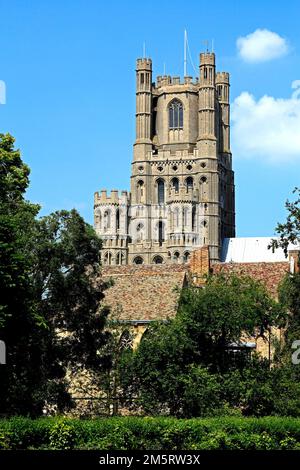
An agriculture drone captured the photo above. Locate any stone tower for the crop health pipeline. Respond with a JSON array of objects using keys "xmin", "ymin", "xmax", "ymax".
[{"xmin": 94, "ymin": 50, "xmax": 235, "ymax": 265}]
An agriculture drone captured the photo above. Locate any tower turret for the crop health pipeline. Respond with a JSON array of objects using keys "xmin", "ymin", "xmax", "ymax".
[
  {"xmin": 134, "ymin": 58, "xmax": 153, "ymax": 161},
  {"xmin": 216, "ymin": 72, "xmax": 230, "ymax": 154},
  {"xmin": 197, "ymin": 52, "xmax": 217, "ymax": 157}
]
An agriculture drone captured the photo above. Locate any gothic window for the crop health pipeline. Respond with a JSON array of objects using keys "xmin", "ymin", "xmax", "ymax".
[
  {"xmin": 157, "ymin": 179, "xmax": 165, "ymax": 204},
  {"xmin": 137, "ymin": 180, "xmax": 144, "ymax": 203},
  {"xmin": 116, "ymin": 208, "xmax": 120, "ymax": 230},
  {"xmin": 200, "ymin": 176, "xmax": 207, "ymax": 183},
  {"xmin": 173, "ymin": 251, "xmax": 180, "ymax": 263},
  {"xmin": 95, "ymin": 213, "xmax": 101, "ymax": 228},
  {"xmin": 192, "ymin": 206, "xmax": 196, "ymax": 231},
  {"xmin": 133, "ymin": 256, "xmax": 143, "ymax": 265},
  {"xmin": 186, "ymin": 176, "xmax": 193, "ymax": 191},
  {"xmin": 173, "ymin": 207, "xmax": 180, "ymax": 228},
  {"xmin": 183, "ymin": 251, "xmax": 190, "ymax": 263},
  {"xmin": 169, "ymin": 99, "xmax": 183, "ymax": 130},
  {"xmin": 103, "ymin": 251, "xmax": 112, "ymax": 265},
  {"xmin": 153, "ymin": 255, "xmax": 163, "ymax": 264},
  {"xmin": 116, "ymin": 252, "xmax": 121, "ymax": 265},
  {"xmin": 136, "ymin": 223, "xmax": 144, "ymax": 242},
  {"xmin": 183, "ymin": 207, "xmax": 189, "ymax": 228},
  {"xmin": 171, "ymin": 177, "xmax": 179, "ymax": 193},
  {"xmin": 158, "ymin": 220, "xmax": 165, "ymax": 246},
  {"xmin": 103, "ymin": 210, "xmax": 111, "ymax": 230},
  {"xmin": 119, "ymin": 330, "xmax": 134, "ymax": 350}
]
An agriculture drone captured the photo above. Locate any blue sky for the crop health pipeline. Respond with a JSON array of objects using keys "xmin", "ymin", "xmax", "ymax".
[{"xmin": 0, "ymin": 0, "xmax": 299, "ymax": 236}]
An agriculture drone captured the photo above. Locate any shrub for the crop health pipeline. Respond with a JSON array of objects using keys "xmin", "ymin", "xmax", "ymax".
[{"xmin": 0, "ymin": 416, "xmax": 300, "ymax": 450}]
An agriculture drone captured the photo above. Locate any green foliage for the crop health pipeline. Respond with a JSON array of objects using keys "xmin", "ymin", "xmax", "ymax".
[
  {"xmin": 1, "ymin": 417, "xmax": 300, "ymax": 450},
  {"xmin": 0, "ymin": 133, "xmax": 30, "ymax": 203},
  {"xmin": 0, "ymin": 134, "xmax": 112, "ymax": 416},
  {"xmin": 119, "ymin": 274, "xmax": 286, "ymax": 417},
  {"xmin": 270, "ymin": 187, "xmax": 300, "ymax": 256},
  {"xmin": 49, "ymin": 420, "xmax": 76, "ymax": 450},
  {"xmin": 178, "ymin": 274, "xmax": 287, "ymax": 354}
]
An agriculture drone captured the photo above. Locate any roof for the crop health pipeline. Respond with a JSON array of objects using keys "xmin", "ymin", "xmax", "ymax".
[
  {"xmin": 213, "ymin": 261, "xmax": 289, "ymax": 298},
  {"xmin": 221, "ymin": 237, "xmax": 298, "ymax": 263},
  {"xmin": 101, "ymin": 264, "xmax": 187, "ymax": 322}
]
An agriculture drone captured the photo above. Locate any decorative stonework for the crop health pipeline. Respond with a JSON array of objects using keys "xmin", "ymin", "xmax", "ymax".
[{"xmin": 94, "ymin": 51, "xmax": 235, "ymax": 267}]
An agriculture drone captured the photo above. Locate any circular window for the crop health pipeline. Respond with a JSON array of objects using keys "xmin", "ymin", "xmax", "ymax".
[
  {"xmin": 172, "ymin": 165, "xmax": 178, "ymax": 171},
  {"xmin": 133, "ymin": 256, "xmax": 144, "ymax": 265},
  {"xmin": 200, "ymin": 176, "xmax": 207, "ymax": 183},
  {"xmin": 186, "ymin": 164, "xmax": 192, "ymax": 171},
  {"xmin": 138, "ymin": 165, "xmax": 144, "ymax": 172},
  {"xmin": 201, "ymin": 162, "xmax": 207, "ymax": 168},
  {"xmin": 157, "ymin": 166, "xmax": 163, "ymax": 172}
]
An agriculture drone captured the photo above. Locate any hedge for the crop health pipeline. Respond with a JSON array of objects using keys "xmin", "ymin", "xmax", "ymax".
[{"xmin": 1, "ymin": 416, "xmax": 300, "ymax": 450}]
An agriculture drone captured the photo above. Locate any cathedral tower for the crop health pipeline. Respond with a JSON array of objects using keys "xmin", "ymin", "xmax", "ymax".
[{"xmin": 94, "ymin": 49, "xmax": 235, "ymax": 265}]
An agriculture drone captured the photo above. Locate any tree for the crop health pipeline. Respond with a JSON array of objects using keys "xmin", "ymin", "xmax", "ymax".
[
  {"xmin": 270, "ymin": 188, "xmax": 300, "ymax": 347},
  {"xmin": 0, "ymin": 133, "xmax": 42, "ymax": 414},
  {"xmin": 177, "ymin": 274, "xmax": 286, "ymax": 371},
  {"xmin": 119, "ymin": 273, "xmax": 286, "ymax": 417},
  {"xmin": 270, "ymin": 187, "xmax": 300, "ymax": 256},
  {"xmin": 0, "ymin": 134, "xmax": 112, "ymax": 415}
]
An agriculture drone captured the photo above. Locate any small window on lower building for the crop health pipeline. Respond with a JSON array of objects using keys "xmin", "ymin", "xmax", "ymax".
[
  {"xmin": 133, "ymin": 256, "xmax": 144, "ymax": 264},
  {"xmin": 153, "ymin": 255, "xmax": 163, "ymax": 264},
  {"xmin": 119, "ymin": 330, "xmax": 134, "ymax": 350}
]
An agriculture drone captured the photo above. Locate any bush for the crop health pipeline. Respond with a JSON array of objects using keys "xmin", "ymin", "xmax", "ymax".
[{"xmin": 1, "ymin": 416, "xmax": 300, "ymax": 450}]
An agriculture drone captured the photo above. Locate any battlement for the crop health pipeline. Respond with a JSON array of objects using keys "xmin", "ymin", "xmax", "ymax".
[
  {"xmin": 155, "ymin": 75, "xmax": 198, "ymax": 88},
  {"xmin": 136, "ymin": 58, "xmax": 152, "ymax": 70},
  {"xmin": 200, "ymin": 52, "xmax": 215, "ymax": 66},
  {"xmin": 94, "ymin": 189, "xmax": 129, "ymax": 205},
  {"xmin": 216, "ymin": 72, "xmax": 230, "ymax": 84}
]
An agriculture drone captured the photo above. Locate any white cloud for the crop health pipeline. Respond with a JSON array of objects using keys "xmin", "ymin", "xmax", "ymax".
[
  {"xmin": 231, "ymin": 81, "xmax": 300, "ymax": 163},
  {"xmin": 237, "ymin": 29, "xmax": 289, "ymax": 63}
]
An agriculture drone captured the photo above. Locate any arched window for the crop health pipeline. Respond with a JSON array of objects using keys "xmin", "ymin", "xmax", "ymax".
[
  {"xmin": 169, "ymin": 99, "xmax": 183, "ymax": 129},
  {"xmin": 103, "ymin": 210, "xmax": 111, "ymax": 230},
  {"xmin": 136, "ymin": 223, "xmax": 144, "ymax": 242},
  {"xmin": 183, "ymin": 207, "xmax": 189, "ymax": 228},
  {"xmin": 95, "ymin": 213, "xmax": 101, "ymax": 229},
  {"xmin": 157, "ymin": 179, "xmax": 165, "ymax": 204},
  {"xmin": 173, "ymin": 207, "xmax": 180, "ymax": 228},
  {"xmin": 119, "ymin": 330, "xmax": 134, "ymax": 350},
  {"xmin": 183, "ymin": 251, "xmax": 190, "ymax": 263},
  {"xmin": 173, "ymin": 251, "xmax": 180, "ymax": 263},
  {"xmin": 158, "ymin": 221, "xmax": 165, "ymax": 246},
  {"xmin": 103, "ymin": 251, "xmax": 112, "ymax": 265},
  {"xmin": 192, "ymin": 206, "xmax": 196, "ymax": 231},
  {"xmin": 186, "ymin": 176, "xmax": 193, "ymax": 191},
  {"xmin": 153, "ymin": 255, "xmax": 163, "ymax": 264},
  {"xmin": 116, "ymin": 252, "xmax": 121, "ymax": 265},
  {"xmin": 137, "ymin": 180, "xmax": 144, "ymax": 203},
  {"xmin": 116, "ymin": 208, "xmax": 120, "ymax": 230},
  {"xmin": 171, "ymin": 177, "xmax": 179, "ymax": 193},
  {"xmin": 133, "ymin": 256, "xmax": 143, "ymax": 265}
]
